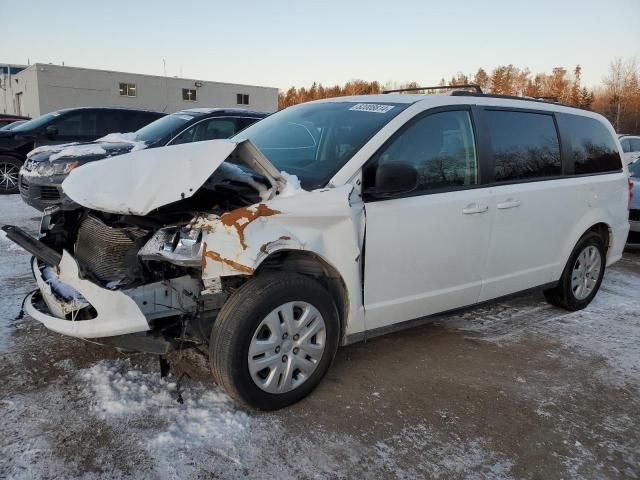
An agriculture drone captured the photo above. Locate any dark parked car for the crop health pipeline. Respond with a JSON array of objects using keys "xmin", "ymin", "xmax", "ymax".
[
  {"xmin": 19, "ymin": 108, "xmax": 268, "ymax": 210},
  {"xmin": 0, "ymin": 120, "xmax": 28, "ymax": 131},
  {"xmin": 0, "ymin": 114, "xmax": 30, "ymax": 129},
  {"xmin": 0, "ymin": 107, "xmax": 164, "ymax": 194}
]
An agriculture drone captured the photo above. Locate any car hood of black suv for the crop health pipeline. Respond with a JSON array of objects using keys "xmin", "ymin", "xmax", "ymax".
[{"xmin": 25, "ymin": 135, "xmax": 151, "ymax": 168}]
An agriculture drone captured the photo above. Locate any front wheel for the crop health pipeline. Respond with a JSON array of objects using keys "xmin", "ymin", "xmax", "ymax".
[
  {"xmin": 544, "ymin": 232, "xmax": 606, "ymax": 310},
  {"xmin": 0, "ymin": 156, "xmax": 22, "ymax": 194},
  {"xmin": 209, "ymin": 272, "xmax": 340, "ymax": 410}
]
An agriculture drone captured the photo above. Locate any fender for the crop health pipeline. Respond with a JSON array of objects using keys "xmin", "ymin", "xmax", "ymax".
[{"xmin": 199, "ymin": 185, "xmax": 367, "ymax": 336}]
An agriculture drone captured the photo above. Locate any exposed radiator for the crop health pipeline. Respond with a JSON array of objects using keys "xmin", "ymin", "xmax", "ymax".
[{"xmin": 75, "ymin": 215, "xmax": 147, "ymax": 282}]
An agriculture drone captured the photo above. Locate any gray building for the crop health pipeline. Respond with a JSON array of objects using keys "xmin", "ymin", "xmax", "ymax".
[{"xmin": 0, "ymin": 63, "xmax": 279, "ymax": 118}]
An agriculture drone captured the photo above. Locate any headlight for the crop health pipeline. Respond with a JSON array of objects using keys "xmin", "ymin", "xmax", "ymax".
[
  {"xmin": 138, "ymin": 227, "xmax": 204, "ymax": 267},
  {"xmin": 37, "ymin": 160, "xmax": 79, "ymax": 176}
]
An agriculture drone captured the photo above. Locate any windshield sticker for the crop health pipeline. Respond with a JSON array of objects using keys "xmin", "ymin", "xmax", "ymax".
[
  {"xmin": 349, "ymin": 103, "xmax": 395, "ymax": 114},
  {"xmin": 178, "ymin": 115, "xmax": 194, "ymax": 121},
  {"xmin": 51, "ymin": 112, "xmax": 61, "ymax": 117}
]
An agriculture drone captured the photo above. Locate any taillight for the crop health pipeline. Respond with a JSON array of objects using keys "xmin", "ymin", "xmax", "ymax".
[{"xmin": 629, "ymin": 179, "xmax": 634, "ymax": 210}]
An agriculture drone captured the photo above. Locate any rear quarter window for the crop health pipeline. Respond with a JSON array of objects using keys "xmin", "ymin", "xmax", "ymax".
[{"xmin": 557, "ymin": 114, "xmax": 622, "ymax": 175}]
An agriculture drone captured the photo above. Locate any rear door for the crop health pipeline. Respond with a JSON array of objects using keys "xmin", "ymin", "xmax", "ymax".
[
  {"xmin": 363, "ymin": 107, "xmax": 493, "ymax": 330},
  {"xmin": 477, "ymin": 108, "xmax": 573, "ymax": 301}
]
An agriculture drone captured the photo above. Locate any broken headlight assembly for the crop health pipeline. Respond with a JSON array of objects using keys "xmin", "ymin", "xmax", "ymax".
[{"xmin": 138, "ymin": 226, "xmax": 204, "ymax": 267}]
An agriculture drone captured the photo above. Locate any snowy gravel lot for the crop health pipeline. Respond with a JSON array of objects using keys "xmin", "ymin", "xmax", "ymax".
[{"xmin": 1, "ymin": 194, "xmax": 639, "ymax": 479}]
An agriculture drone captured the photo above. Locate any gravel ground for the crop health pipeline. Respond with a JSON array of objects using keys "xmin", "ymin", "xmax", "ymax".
[{"xmin": 1, "ymin": 194, "xmax": 639, "ymax": 480}]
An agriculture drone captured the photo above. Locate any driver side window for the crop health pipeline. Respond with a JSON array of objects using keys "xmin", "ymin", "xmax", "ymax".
[{"xmin": 365, "ymin": 110, "xmax": 478, "ymax": 195}]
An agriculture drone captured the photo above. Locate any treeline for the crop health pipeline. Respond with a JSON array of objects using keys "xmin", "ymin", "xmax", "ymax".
[{"xmin": 278, "ymin": 58, "xmax": 640, "ymax": 134}]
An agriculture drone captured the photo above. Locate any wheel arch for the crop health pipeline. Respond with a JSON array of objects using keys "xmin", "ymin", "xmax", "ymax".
[
  {"xmin": 0, "ymin": 151, "xmax": 26, "ymax": 162},
  {"xmin": 559, "ymin": 212, "xmax": 613, "ymax": 280},
  {"xmin": 254, "ymin": 249, "xmax": 350, "ymax": 343}
]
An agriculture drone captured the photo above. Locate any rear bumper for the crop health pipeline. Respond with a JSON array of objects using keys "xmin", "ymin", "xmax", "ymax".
[{"xmin": 26, "ymin": 252, "xmax": 150, "ymax": 338}]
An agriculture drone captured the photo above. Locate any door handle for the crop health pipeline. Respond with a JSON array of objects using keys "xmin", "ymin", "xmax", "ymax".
[
  {"xmin": 497, "ymin": 199, "xmax": 521, "ymax": 210},
  {"xmin": 462, "ymin": 203, "xmax": 489, "ymax": 214}
]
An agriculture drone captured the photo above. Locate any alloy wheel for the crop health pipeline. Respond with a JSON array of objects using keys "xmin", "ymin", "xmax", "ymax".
[{"xmin": 571, "ymin": 245, "xmax": 602, "ymax": 300}]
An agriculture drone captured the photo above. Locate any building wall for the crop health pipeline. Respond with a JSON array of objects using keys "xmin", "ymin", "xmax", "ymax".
[
  {"xmin": 0, "ymin": 65, "xmax": 40, "ymax": 118},
  {"xmin": 32, "ymin": 64, "xmax": 278, "ymax": 115}
]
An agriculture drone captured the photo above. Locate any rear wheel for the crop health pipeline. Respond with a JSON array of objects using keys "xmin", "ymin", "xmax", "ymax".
[
  {"xmin": 0, "ymin": 156, "xmax": 21, "ymax": 194},
  {"xmin": 544, "ymin": 232, "xmax": 606, "ymax": 310},
  {"xmin": 209, "ymin": 272, "xmax": 340, "ymax": 410}
]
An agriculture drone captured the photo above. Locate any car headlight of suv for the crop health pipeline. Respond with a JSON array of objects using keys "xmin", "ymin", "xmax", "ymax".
[{"xmin": 37, "ymin": 160, "xmax": 79, "ymax": 176}]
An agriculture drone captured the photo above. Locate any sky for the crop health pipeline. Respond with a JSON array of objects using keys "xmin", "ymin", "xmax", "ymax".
[{"xmin": 2, "ymin": 0, "xmax": 639, "ymax": 91}]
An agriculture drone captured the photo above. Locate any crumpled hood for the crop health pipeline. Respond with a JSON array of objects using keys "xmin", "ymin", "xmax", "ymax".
[{"xmin": 62, "ymin": 139, "xmax": 284, "ymax": 216}]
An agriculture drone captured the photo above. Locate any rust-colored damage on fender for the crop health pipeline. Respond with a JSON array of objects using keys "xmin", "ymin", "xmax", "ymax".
[
  {"xmin": 260, "ymin": 236, "xmax": 293, "ymax": 255},
  {"xmin": 202, "ymin": 242, "xmax": 254, "ymax": 274},
  {"xmin": 219, "ymin": 204, "xmax": 281, "ymax": 249}
]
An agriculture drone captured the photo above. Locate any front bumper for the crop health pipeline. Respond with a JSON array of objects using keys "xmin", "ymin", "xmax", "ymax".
[
  {"xmin": 19, "ymin": 172, "xmax": 66, "ymax": 211},
  {"xmin": 26, "ymin": 252, "xmax": 150, "ymax": 338}
]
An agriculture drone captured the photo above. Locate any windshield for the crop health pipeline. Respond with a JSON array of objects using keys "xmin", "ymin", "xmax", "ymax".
[
  {"xmin": 233, "ymin": 101, "xmax": 410, "ymax": 189},
  {"xmin": 11, "ymin": 111, "xmax": 62, "ymax": 132},
  {"xmin": 134, "ymin": 113, "xmax": 196, "ymax": 143},
  {"xmin": 630, "ymin": 160, "xmax": 640, "ymax": 177}
]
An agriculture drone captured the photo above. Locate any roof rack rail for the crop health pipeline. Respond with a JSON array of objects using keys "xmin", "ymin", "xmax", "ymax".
[
  {"xmin": 383, "ymin": 84, "xmax": 483, "ymax": 94},
  {"xmin": 530, "ymin": 96, "xmax": 558, "ymax": 102},
  {"xmin": 449, "ymin": 91, "xmax": 570, "ymax": 106}
]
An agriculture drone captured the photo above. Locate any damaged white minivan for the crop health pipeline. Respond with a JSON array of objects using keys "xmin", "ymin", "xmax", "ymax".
[{"xmin": 4, "ymin": 88, "xmax": 631, "ymax": 409}]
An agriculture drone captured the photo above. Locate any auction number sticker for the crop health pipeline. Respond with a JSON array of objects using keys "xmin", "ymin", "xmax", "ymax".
[{"xmin": 349, "ymin": 103, "xmax": 395, "ymax": 113}]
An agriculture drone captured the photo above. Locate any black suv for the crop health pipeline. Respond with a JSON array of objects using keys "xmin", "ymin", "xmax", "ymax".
[
  {"xmin": 1, "ymin": 107, "xmax": 164, "ymax": 194},
  {"xmin": 19, "ymin": 108, "xmax": 268, "ymax": 210}
]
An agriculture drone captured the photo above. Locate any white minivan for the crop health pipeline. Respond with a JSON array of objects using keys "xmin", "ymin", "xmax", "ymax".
[{"xmin": 4, "ymin": 88, "xmax": 631, "ymax": 409}]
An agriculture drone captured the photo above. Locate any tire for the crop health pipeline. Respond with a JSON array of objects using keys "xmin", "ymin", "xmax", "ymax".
[
  {"xmin": 0, "ymin": 156, "xmax": 22, "ymax": 194},
  {"xmin": 544, "ymin": 231, "xmax": 606, "ymax": 311},
  {"xmin": 209, "ymin": 271, "xmax": 340, "ymax": 410}
]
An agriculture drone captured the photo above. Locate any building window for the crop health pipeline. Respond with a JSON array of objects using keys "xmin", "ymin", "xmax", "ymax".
[
  {"xmin": 182, "ymin": 88, "xmax": 197, "ymax": 102},
  {"xmin": 119, "ymin": 83, "xmax": 136, "ymax": 97},
  {"xmin": 236, "ymin": 93, "xmax": 249, "ymax": 105}
]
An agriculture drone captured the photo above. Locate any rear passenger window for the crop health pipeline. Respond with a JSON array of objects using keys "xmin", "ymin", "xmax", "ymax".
[
  {"xmin": 486, "ymin": 110, "xmax": 561, "ymax": 182},
  {"xmin": 630, "ymin": 138, "xmax": 640, "ymax": 153},
  {"xmin": 557, "ymin": 114, "xmax": 621, "ymax": 174}
]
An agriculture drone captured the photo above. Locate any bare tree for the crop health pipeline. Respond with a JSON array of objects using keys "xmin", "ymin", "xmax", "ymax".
[{"xmin": 603, "ymin": 57, "xmax": 638, "ymax": 131}]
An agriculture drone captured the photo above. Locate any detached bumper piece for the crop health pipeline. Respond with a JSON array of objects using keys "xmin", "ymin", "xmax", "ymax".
[
  {"xmin": 1, "ymin": 225, "xmax": 61, "ymax": 266},
  {"xmin": 26, "ymin": 253, "xmax": 150, "ymax": 338}
]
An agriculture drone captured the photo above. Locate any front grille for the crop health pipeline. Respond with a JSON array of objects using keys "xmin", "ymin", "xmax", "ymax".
[
  {"xmin": 75, "ymin": 216, "xmax": 148, "ymax": 282},
  {"xmin": 39, "ymin": 185, "xmax": 60, "ymax": 200},
  {"xmin": 630, "ymin": 210, "xmax": 640, "ymax": 222},
  {"xmin": 20, "ymin": 177, "xmax": 29, "ymax": 191}
]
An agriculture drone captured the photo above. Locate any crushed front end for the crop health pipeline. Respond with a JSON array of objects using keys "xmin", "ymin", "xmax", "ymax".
[{"xmin": 4, "ymin": 140, "xmax": 283, "ymax": 353}]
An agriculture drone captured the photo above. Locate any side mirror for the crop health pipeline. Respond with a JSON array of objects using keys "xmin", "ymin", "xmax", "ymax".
[
  {"xmin": 44, "ymin": 125, "xmax": 58, "ymax": 139},
  {"xmin": 368, "ymin": 161, "xmax": 418, "ymax": 197}
]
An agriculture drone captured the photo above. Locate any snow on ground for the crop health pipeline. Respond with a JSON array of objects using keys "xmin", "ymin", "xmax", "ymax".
[
  {"xmin": 0, "ymin": 194, "xmax": 639, "ymax": 479},
  {"xmin": 444, "ymin": 266, "xmax": 640, "ymax": 387}
]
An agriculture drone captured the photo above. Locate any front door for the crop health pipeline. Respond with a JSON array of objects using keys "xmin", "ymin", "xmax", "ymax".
[{"xmin": 362, "ymin": 108, "xmax": 492, "ymax": 331}]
